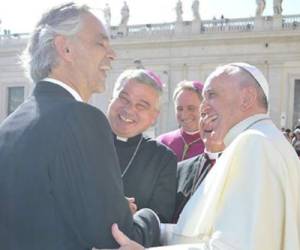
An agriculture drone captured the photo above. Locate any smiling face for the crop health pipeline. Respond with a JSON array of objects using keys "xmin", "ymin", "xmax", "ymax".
[
  {"xmin": 107, "ymin": 79, "xmax": 160, "ymax": 138},
  {"xmin": 67, "ymin": 13, "xmax": 115, "ymax": 100},
  {"xmin": 201, "ymin": 71, "xmax": 244, "ymax": 145},
  {"xmin": 175, "ymin": 89, "xmax": 202, "ymax": 133}
]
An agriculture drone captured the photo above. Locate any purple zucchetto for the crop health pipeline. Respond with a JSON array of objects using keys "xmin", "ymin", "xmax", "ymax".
[
  {"xmin": 173, "ymin": 80, "xmax": 204, "ymax": 100},
  {"xmin": 145, "ymin": 69, "xmax": 163, "ymax": 89},
  {"xmin": 192, "ymin": 81, "xmax": 204, "ymax": 93}
]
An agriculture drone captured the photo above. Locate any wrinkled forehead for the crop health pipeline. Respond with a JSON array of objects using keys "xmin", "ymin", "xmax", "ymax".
[
  {"xmin": 175, "ymin": 88, "xmax": 202, "ymax": 104},
  {"xmin": 203, "ymin": 71, "xmax": 224, "ymax": 94},
  {"xmin": 121, "ymin": 80, "xmax": 161, "ymax": 109},
  {"xmin": 203, "ymin": 66, "xmax": 238, "ymax": 95},
  {"xmin": 121, "ymin": 79, "xmax": 158, "ymax": 96}
]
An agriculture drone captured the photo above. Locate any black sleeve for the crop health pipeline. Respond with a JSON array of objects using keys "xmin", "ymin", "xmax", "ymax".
[
  {"xmin": 172, "ymin": 160, "xmax": 188, "ymax": 223},
  {"xmin": 148, "ymin": 146, "xmax": 177, "ymax": 223},
  {"xmin": 50, "ymin": 103, "xmax": 159, "ymax": 248},
  {"xmin": 132, "ymin": 208, "xmax": 161, "ymax": 247}
]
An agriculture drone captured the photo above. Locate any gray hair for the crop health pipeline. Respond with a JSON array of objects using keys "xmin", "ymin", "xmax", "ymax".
[
  {"xmin": 173, "ymin": 80, "xmax": 203, "ymax": 101},
  {"xmin": 22, "ymin": 2, "xmax": 91, "ymax": 83},
  {"xmin": 112, "ymin": 69, "xmax": 163, "ymax": 106},
  {"xmin": 206, "ymin": 64, "xmax": 268, "ymax": 110}
]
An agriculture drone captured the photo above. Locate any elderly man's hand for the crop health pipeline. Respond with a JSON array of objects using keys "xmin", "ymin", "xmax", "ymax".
[
  {"xmin": 112, "ymin": 223, "xmax": 145, "ymax": 250},
  {"xmin": 199, "ymin": 105, "xmax": 225, "ymax": 152},
  {"xmin": 126, "ymin": 197, "xmax": 137, "ymax": 214}
]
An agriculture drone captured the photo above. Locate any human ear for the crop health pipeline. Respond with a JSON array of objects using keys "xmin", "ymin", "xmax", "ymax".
[
  {"xmin": 241, "ymin": 86, "xmax": 256, "ymax": 111},
  {"xmin": 53, "ymin": 35, "xmax": 73, "ymax": 62}
]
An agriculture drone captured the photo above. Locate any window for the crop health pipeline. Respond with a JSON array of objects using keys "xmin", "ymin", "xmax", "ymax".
[{"xmin": 7, "ymin": 86, "xmax": 25, "ymax": 115}]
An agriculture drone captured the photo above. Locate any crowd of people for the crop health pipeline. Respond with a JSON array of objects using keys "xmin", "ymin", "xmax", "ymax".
[
  {"xmin": 282, "ymin": 127, "xmax": 300, "ymax": 157},
  {"xmin": 0, "ymin": 2, "xmax": 299, "ymax": 250}
]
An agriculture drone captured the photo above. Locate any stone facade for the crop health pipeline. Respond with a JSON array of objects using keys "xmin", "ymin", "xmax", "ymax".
[
  {"xmin": 1, "ymin": 14, "xmax": 300, "ymax": 135},
  {"xmin": 0, "ymin": 38, "xmax": 31, "ymax": 122}
]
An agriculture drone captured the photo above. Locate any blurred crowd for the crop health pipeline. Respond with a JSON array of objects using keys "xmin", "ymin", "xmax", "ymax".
[{"xmin": 282, "ymin": 125, "xmax": 300, "ymax": 158}]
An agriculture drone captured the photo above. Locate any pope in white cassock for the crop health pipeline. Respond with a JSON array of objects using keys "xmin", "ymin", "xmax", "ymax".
[{"xmin": 110, "ymin": 62, "xmax": 300, "ymax": 250}]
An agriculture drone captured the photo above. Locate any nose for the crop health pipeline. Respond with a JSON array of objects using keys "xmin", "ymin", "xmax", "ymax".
[
  {"xmin": 121, "ymin": 103, "xmax": 136, "ymax": 120},
  {"xmin": 107, "ymin": 45, "xmax": 116, "ymax": 61},
  {"xmin": 122, "ymin": 100, "xmax": 135, "ymax": 113},
  {"xmin": 180, "ymin": 109, "xmax": 190, "ymax": 119}
]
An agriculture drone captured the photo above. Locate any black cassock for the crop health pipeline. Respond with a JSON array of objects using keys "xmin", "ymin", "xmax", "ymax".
[
  {"xmin": 0, "ymin": 82, "xmax": 159, "ymax": 250},
  {"xmin": 114, "ymin": 134, "xmax": 177, "ymax": 223}
]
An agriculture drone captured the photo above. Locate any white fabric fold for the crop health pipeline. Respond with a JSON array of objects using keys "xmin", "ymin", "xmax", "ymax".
[{"xmin": 159, "ymin": 114, "xmax": 300, "ymax": 250}]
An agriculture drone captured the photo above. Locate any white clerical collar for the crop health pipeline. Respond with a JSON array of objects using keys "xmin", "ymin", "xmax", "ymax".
[
  {"xmin": 204, "ymin": 150, "xmax": 222, "ymax": 160},
  {"xmin": 116, "ymin": 136, "xmax": 128, "ymax": 142},
  {"xmin": 224, "ymin": 113, "xmax": 270, "ymax": 147},
  {"xmin": 182, "ymin": 129, "xmax": 200, "ymax": 135},
  {"xmin": 43, "ymin": 77, "xmax": 83, "ymax": 102}
]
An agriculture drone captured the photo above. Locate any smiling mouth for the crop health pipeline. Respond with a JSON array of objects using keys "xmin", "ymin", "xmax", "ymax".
[
  {"xmin": 203, "ymin": 115, "xmax": 218, "ymax": 133},
  {"xmin": 204, "ymin": 128, "xmax": 213, "ymax": 133},
  {"xmin": 100, "ymin": 65, "xmax": 111, "ymax": 71},
  {"xmin": 181, "ymin": 118, "xmax": 196, "ymax": 126},
  {"xmin": 99, "ymin": 65, "xmax": 111, "ymax": 77},
  {"xmin": 120, "ymin": 115, "xmax": 134, "ymax": 123}
]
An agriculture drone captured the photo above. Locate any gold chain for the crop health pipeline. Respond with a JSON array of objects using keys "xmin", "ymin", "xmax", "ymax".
[{"xmin": 180, "ymin": 134, "xmax": 202, "ymax": 161}]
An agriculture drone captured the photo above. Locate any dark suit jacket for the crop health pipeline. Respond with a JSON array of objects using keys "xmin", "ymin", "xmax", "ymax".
[
  {"xmin": 0, "ymin": 81, "xmax": 159, "ymax": 250},
  {"xmin": 173, "ymin": 153, "xmax": 213, "ymax": 222}
]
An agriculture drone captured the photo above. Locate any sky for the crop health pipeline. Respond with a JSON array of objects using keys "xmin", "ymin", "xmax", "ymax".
[{"xmin": 0, "ymin": 0, "xmax": 299, "ymax": 34}]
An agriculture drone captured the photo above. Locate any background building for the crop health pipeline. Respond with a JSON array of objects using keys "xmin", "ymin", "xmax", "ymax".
[{"xmin": 0, "ymin": 11, "xmax": 300, "ymax": 135}]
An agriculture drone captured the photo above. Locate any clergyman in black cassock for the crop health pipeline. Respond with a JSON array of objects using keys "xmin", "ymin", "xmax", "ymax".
[
  {"xmin": 107, "ymin": 69, "xmax": 177, "ymax": 223},
  {"xmin": 114, "ymin": 133, "xmax": 177, "ymax": 223}
]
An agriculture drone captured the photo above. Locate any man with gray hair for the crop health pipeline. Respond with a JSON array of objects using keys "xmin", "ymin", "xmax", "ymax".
[
  {"xmin": 107, "ymin": 69, "xmax": 177, "ymax": 223},
  {"xmin": 111, "ymin": 63, "xmax": 300, "ymax": 250},
  {"xmin": 0, "ymin": 3, "xmax": 160, "ymax": 250}
]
